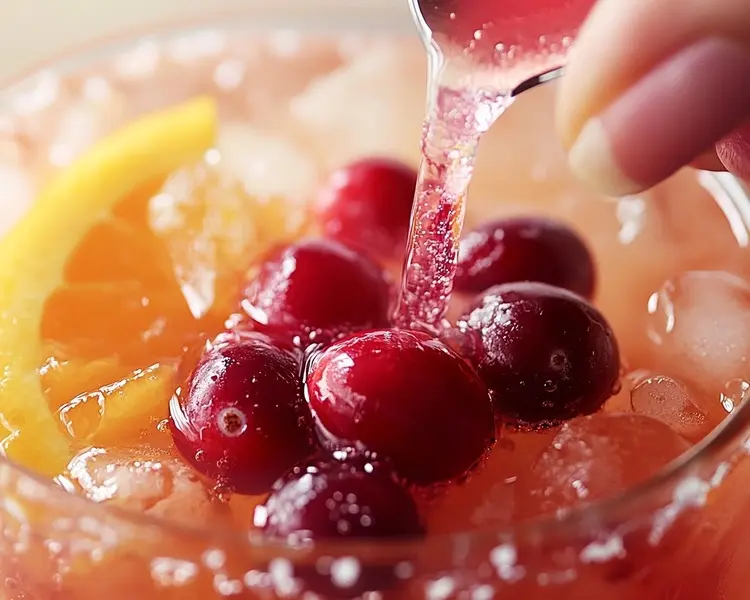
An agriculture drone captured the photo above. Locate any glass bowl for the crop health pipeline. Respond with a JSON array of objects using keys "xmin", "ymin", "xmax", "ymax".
[{"xmin": 1, "ymin": 6, "xmax": 750, "ymax": 600}]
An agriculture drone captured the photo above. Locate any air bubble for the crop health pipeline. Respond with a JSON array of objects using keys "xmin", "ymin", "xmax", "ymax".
[
  {"xmin": 202, "ymin": 548, "xmax": 227, "ymax": 571},
  {"xmin": 721, "ymin": 378, "xmax": 750, "ymax": 414},
  {"xmin": 150, "ymin": 557, "xmax": 199, "ymax": 588},
  {"xmin": 330, "ymin": 557, "xmax": 361, "ymax": 589},
  {"xmin": 426, "ymin": 576, "xmax": 457, "ymax": 600},
  {"xmin": 57, "ymin": 392, "xmax": 104, "ymax": 441}
]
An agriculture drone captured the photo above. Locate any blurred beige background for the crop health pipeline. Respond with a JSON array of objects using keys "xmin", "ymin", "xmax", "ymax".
[{"xmin": 0, "ymin": 0, "xmax": 409, "ymax": 81}]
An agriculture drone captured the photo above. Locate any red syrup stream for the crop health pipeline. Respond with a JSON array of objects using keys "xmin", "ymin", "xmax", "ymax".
[
  {"xmin": 394, "ymin": 0, "xmax": 594, "ymax": 328},
  {"xmin": 393, "ymin": 79, "xmax": 511, "ymax": 328}
]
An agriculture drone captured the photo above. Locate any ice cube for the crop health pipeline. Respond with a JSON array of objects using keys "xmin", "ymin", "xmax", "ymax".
[
  {"xmin": 149, "ymin": 163, "xmax": 252, "ymax": 319},
  {"xmin": 631, "ymin": 376, "xmax": 714, "ymax": 442},
  {"xmin": 227, "ymin": 34, "xmax": 344, "ymax": 123},
  {"xmin": 148, "ymin": 146, "xmax": 307, "ymax": 319},
  {"xmin": 0, "ymin": 164, "xmax": 35, "ymax": 238},
  {"xmin": 428, "ymin": 430, "xmax": 556, "ymax": 533},
  {"xmin": 44, "ymin": 80, "xmax": 127, "ymax": 169},
  {"xmin": 427, "ymin": 439, "xmax": 515, "ymax": 534},
  {"xmin": 645, "ymin": 271, "xmax": 750, "ymax": 418},
  {"xmin": 519, "ymin": 413, "xmax": 690, "ymax": 518},
  {"xmin": 110, "ymin": 40, "xmax": 212, "ymax": 119},
  {"xmin": 216, "ymin": 123, "xmax": 320, "ymax": 199},
  {"xmin": 65, "ymin": 447, "xmax": 225, "ymax": 525},
  {"xmin": 150, "ymin": 151, "xmax": 308, "ymax": 320},
  {"xmin": 602, "ymin": 378, "xmax": 634, "ymax": 414},
  {"xmin": 0, "ymin": 132, "xmax": 37, "ymax": 237},
  {"xmin": 289, "ymin": 41, "xmax": 426, "ymax": 169},
  {"xmin": 602, "ymin": 369, "xmax": 659, "ymax": 414}
]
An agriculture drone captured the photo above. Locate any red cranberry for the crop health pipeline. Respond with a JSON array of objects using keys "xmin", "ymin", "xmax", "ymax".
[
  {"xmin": 169, "ymin": 333, "xmax": 316, "ymax": 494},
  {"xmin": 455, "ymin": 217, "xmax": 596, "ymax": 298},
  {"xmin": 257, "ymin": 452, "xmax": 424, "ymax": 541},
  {"xmin": 241, "ymin": 239, "xmax": 391, "ymax": 346},
  {"xmin": 315, "ymin": 158, "xmax": 417, "ymax": 259},
  {"xmin": 258, "ymin": 452, "xmax": 421, "ymax": 597},
  {"xmin": 460, "ymin": 282, "xmax": 620, "ymax": 426},
  {"xmin": 306, "ymin": 329, "xmax": 495, "ymax": 485}
]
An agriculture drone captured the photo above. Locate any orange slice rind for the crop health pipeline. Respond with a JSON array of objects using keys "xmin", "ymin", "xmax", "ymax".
[{"xmin": 0, "ymin": 97, "xmax": 218, "ymax": 476}]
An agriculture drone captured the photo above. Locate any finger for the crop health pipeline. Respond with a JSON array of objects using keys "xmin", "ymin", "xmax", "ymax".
[
  {"xmin": 556, "ymin": 0, "xmax": 750, "ymax": 196},
  {"xmin": 717, "ymin": 121, "xmax": 750, "ymax": 180},
  {"xmin": 690, "ymin": 149, "xmax": 726, "ymax": 172}
]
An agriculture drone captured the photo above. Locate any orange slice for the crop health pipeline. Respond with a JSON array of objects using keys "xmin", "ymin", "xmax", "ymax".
[
  {"xmin": 0, "ymin": 98, "xmax": 217, "ymax": 476},
  {"xmin": 56, "ymin": 362, "xmax": 175, "ymax": 446},
  {"xmin": 40, "ymin": 118, "xmax": 311, "ymax": 464}
]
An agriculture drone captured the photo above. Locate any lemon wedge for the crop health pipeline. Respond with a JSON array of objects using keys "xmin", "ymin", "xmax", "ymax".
[{"xmin": 0, "ymin": 97, "xmax": 217, "ymax": 477}]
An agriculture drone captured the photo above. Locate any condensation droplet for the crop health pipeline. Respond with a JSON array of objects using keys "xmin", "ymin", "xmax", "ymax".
[{"xmin": 647, "ymin": 283, "xmax": 676, "ymax": 345}]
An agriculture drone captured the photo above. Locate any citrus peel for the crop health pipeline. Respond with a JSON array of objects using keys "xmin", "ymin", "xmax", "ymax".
[{"xmin": 0, "ymin": 97, "xmax": 217, "ymax": 476}]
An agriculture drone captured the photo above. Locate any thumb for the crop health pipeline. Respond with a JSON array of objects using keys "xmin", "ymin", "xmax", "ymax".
[{"xmin": 555, "ymin": 0, "xmax": 750, "ymax": 196}]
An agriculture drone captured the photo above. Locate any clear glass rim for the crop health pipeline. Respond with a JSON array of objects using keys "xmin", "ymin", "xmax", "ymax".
[{"xmin": 2, "ymin": 8, "xmax": 749, "ymax": 553}]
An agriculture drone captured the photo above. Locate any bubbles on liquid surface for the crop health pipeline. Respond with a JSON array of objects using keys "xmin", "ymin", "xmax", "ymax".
[{"xmin": 63, "ymin": 447, "xmax": 224, "ymax": 524}]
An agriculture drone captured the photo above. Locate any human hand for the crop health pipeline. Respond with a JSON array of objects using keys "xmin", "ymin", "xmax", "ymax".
[{"xmin": 555, "ymin": 0, "xmax": 750, "ymax": 196}]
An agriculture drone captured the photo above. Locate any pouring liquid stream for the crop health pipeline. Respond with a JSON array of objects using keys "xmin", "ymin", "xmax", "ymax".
[{"xmin": 393, "ymin": 0, "xmax": 595, "ymax": 329}]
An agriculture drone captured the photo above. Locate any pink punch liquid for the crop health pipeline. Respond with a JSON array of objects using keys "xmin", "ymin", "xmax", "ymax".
[{"xmin": 418, "ymin": 0, "xmax": 594, "ymax": 63}]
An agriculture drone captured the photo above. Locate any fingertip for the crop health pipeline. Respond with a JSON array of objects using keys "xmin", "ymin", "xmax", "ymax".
[
  {"xmin": 553, "ymin": 82, "xmax": 579, "ymax": 152},
  {"xmin": 690, "ymin": 149, "xmax": 727, "ymax": 172},
  {"xmin": 717, "ymin": 122, "xmax": 750, "ymax": 180},
  {"xmin": 555, "ymin": 0, "xmax": 646, "ymax": 151},
  {"xmin": 567, "ymin": 118, "xmax": 646, "ymax": 197}
]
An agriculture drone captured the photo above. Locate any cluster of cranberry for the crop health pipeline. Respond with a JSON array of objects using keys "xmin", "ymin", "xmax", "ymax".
[{"xmin": 169, "ymin": 158, "xmax": 620, "ymax": 542}]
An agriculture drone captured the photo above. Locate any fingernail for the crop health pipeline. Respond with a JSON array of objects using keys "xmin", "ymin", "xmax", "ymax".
[{"xmin": 568, "ymin": 38, "xmax": 750, "ymax": 195}]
